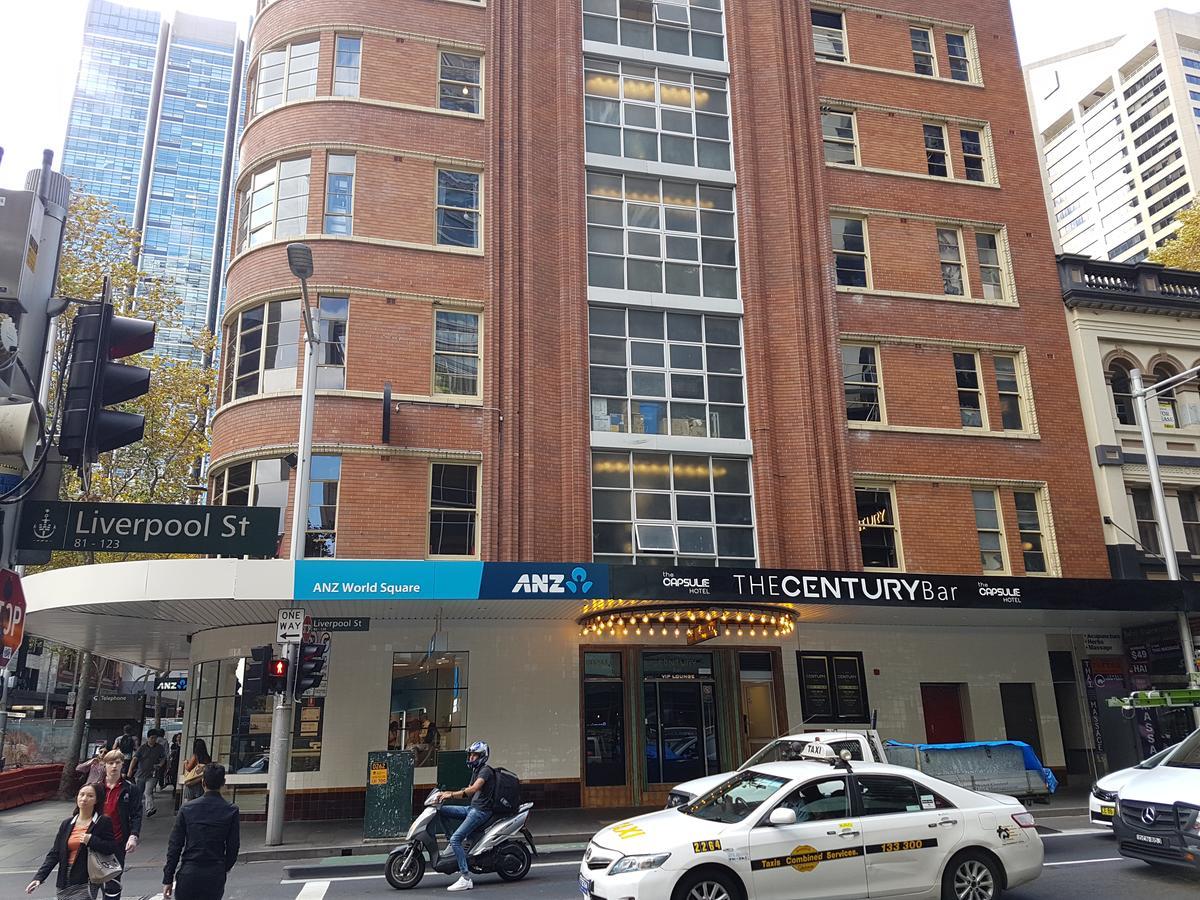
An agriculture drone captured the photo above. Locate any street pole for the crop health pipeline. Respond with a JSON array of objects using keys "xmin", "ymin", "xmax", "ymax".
[
  {"xmin": 57, "ymin": 650, "xmax": 92, "ymax": 798},
  {"xmin": 1131, "ymin": 368, "xmax": 1200, "ymax": 729},
  {"xmin": 265, "ymin": 244, "xmax": 318, "ymax": 847},
  {"xmin": 0, "ymin": 668, "xmax": 10, "ymax": 770}
]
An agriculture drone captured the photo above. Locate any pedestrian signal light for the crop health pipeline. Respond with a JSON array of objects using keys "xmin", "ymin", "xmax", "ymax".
[{"xmin": 265, "ymin": 657, "xmax": 289, "ymax": 693}]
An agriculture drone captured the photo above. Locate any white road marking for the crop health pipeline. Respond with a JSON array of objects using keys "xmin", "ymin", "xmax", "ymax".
[
  {"xmin": 1041, "ymin": 828, "xmax": 1112, "ymax": 838},
  {"xmin": 280, "ymin": 859, "xmax": 581, "ymax": 885},
  {"xmin": 1045, "ymin": 856, "xmax": 1124, "ymax": 866},
  {"xmin": 296, "ymin": 881, "xmax": 330, "ymax": 899}
]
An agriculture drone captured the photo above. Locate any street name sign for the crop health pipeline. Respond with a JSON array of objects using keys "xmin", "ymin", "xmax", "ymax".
[
  {"xmin": 310, "ymin": 616, "xmax": 370, "ymax": 632},
  {"xmin": 17, "ymin": 500, "xmax": 279, "ymax": 556},
  {"xmin": 278, "ymin": 608, "xmax": 306, "ymax": 644},
  {"xmin": 1, "ymin": 569, "xmax": 26, "ymax": 670}
]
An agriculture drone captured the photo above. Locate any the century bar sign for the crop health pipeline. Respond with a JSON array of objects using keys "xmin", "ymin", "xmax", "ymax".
[
  {"xmin": 17, "ymin": 500, "xmax": 279, "ymax": 556},
  {"xmin": 732, "ymin": 572, "xmax": 966, "ymax": 604}
]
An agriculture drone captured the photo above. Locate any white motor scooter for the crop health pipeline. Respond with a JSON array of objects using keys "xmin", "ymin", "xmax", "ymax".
[{"xmin": 384, "ymin": 789, "xmax": 536, "ymax": 890}]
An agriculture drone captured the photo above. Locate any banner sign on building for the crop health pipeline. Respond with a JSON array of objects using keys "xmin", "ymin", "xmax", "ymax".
[
  {"xmin": 293, "ymin": 560, "xmax": 607, "ymax": 601},
  {"xmin": 1080, "ymin": 659, "xmax": 1105, "ymax": 754},
  {"xmin": 18, "ymin": 500, "xmax": 279, "ymax": 557}
]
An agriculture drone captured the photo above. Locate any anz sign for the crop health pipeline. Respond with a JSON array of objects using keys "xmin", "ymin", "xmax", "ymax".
[
  {"xmin": 512, "ymin": 567, "xmax": 595, "ymax": 595},
  {"xmin": 482, "ymin": 563, "xmax": 607, "ymax": 599}
]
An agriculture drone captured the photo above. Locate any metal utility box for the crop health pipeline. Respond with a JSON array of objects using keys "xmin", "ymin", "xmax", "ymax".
[
  {"xmin": 0, "ymin": 189, "xmax": 41, "ymax": 308},
  {"xmin": 364, "ymin": 750, "xmax": 415, "ymax": 840}
]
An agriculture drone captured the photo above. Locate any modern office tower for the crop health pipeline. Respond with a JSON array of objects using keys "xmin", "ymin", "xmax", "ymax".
[
  {"xmin": 61, "ymin": 0, "xmax": 245, "ymax": 358},
  {"xmin": 1025, "ymin": 8, "xmax": 1200, "ymax": 263}
]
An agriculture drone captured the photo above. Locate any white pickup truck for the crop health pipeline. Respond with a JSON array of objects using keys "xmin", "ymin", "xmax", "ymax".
[{"xmin": 665, "ymin": 730, "xmax": 888, "ymax": 808}]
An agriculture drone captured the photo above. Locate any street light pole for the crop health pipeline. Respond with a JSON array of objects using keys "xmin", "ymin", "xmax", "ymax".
[
  {"xmin": 1131, "ymin": 367, "xmax": 1200, "ymax": 729},
  {"xmin": 265, "ymin": 244, "xmax": 318, "ymax": 847}
]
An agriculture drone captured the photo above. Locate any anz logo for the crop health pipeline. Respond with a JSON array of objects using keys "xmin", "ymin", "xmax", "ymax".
[{"xmin": 512, "ymin": 566, "xmax": 595, "ymax": 595}]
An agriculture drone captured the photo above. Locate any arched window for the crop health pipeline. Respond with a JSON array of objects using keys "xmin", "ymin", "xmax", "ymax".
[
  {"xmin": 1153, "ymin": 363, "xmax": 1179, "ymax": 428},
  {"xmin": 1108, "ymin": 361, "xmax": 1136, "ymax": 426}
]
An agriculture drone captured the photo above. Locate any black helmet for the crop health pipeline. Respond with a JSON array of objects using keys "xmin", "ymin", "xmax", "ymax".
[{"xmin": 466, "ymin": 740, "xmax": 490, "ymax": 770}]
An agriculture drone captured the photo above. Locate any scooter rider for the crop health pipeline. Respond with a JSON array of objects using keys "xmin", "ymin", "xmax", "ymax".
[{"xmin": 434, "ymin": 740, "xmax": 495, "ymax": 892}]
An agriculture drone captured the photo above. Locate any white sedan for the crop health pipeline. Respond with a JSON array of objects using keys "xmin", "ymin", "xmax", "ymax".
[
  {"xmin": 1088, "ymin": 744, "xmax": 1177, "ymax": 827},
  {"xmin": 580, "ymin": 749, "xmax": 1043, "ymax": 900}
]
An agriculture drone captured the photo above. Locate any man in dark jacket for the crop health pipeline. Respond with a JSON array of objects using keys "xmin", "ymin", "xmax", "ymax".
[
  {"xmin": 100, "ymin": 749, "xmax": 143, "ymax": 899},
  {"xmin": 162, "ymin": 765, "xmax": 240, "ymax": 900}
]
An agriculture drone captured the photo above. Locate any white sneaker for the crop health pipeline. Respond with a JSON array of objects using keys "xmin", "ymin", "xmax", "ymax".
[{"xmin": 448, "ymin": 875, "xmax": 474, "ymax": 892}]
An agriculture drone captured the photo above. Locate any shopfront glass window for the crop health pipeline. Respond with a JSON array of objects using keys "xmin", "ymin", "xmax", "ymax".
[
  {"xmin": 643, "ymin": 651, "xmax": 719, "ymax": 785},
  {"xmin": 390, "ymin": 652, "xmax": 468, "ymax": 767},
  {"xmin": 583, "ymin": 652, "xmax": 626, "ymax": 787}
]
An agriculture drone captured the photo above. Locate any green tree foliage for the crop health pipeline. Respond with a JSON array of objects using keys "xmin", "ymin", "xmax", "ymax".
[{"xmin": 1149, "ymin": 207, "xmax": 1200, "ymax": 271}]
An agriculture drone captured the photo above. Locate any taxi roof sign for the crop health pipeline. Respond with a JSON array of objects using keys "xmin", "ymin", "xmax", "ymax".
[{"xmin": 801, "ymin": 741, "xmax": 854, "ymax": 770}]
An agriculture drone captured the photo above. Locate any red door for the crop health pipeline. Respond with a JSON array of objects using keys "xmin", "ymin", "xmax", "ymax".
[{"xmin": 921, "ymin": 683, "xmax": 966, "ymax": 743}]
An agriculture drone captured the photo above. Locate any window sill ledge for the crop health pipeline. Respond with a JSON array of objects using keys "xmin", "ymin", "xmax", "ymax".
[
  {"xmin": 848, "ymin": 422, "xmax": 1039, "ymax": 440},
  {"xmin": 825, "ymin": 162, "xmax": 999, "ymax": 189},
  {"xmin": 816, "ymin": 57, "xmax": 985, "ymax": 89},
  {"xmin": 836, "ymin": 286, "xmax": 1018, "ymax": 308}
]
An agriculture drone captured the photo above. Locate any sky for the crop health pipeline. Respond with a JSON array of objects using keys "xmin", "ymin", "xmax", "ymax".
[{"xmin": 0, "ymin": 0, "xmax": 1190, "ymax": 189}]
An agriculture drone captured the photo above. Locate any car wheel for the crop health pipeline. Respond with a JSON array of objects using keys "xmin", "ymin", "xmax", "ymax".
[
  {"xmin": 942, "ymin": 851, "xmax": 1001, "ymax": 900},
  {"xmin": 675, "ymin": 868, "xmax": 741, "ymax": 900}
]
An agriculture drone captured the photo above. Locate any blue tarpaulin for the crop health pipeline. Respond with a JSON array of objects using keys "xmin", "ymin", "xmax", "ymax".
[{"xmin": 885, "ymin": 739, "xmax": 1058, "ymax": 793}]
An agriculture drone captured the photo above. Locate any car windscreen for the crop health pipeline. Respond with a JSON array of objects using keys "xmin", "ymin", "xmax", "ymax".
[
  {"xmin": 682, "ymin": 771, "xmax": 789, "ymax": 824},
  {"xmin": 1136, "ymin": 743, "xmax": 1178, "ymax": 769},
  {"xmin": 1165, "ymin": 731, "xmax": 1200, "ymax": 769}
]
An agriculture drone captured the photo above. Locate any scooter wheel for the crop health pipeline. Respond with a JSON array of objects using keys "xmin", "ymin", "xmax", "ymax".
[
  {"xmin": 496, "ymin": 843, "xmax": 533, "ymax": 881},
  {"xmin": 385, "ymin": 846, "xmax": 426, "ymax": 890}
]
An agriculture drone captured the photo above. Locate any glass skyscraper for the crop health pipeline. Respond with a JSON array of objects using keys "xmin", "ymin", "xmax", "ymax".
[{"xmin": 62, "ymin": 0, "xmax": 244, "ymax": 361}]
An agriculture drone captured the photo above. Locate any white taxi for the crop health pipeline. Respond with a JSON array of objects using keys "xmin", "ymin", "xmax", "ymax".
[{"xmin": 580, "ymin": 747, "xmax": 1043, "ymax": 900}]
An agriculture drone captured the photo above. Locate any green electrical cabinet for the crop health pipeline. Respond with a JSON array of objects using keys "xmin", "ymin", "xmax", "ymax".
[{"xmin": 364, "ymin": 750, "xmax": 415, "ymax": 840}]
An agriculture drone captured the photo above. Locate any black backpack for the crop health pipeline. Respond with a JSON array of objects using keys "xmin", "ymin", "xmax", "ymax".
[
  {"xmin": 491, "ymin": 767, "xmax": 521, "ymax": 814},
  {"xmin": 116, "ymin": 734, "xmax": 136, "ymax": 755}
]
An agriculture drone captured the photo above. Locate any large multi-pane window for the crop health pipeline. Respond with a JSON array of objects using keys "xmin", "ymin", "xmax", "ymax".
[
  {"xmin": 1014, "ymin": 491, "xmax": 1048, "ymax": 574},
  {"xmin": 821, "ymin": 109, "xmax": 857, "ymax": 165},
  {"xmin": 333, "ymin": 35, "xmax": 362, "ymax": 97},
  {"xmin": 588, "ymin": 305, "xmax": 745, "ymax": 439},
  {"xmin": 591, "ymin": 451, "xmax": 755, "ymax": 565},
  {"xmin": 584, "ymin": 58, "xmax": 731, "ymax": 170},
  {"xmin": 842, "ymin": 344, "xmax": 881, "ymax": 422},
  {"xmin": 976, "ymin": 232, "xmax": 1005, "ymax": 300},
  {"xmin": 254, "ymin": 40, "xmax": 319, "ymax": 113},
  {"xmin": 582, "ymin": 0, "xmax": 726, "ymax": 62},
  {"xmin": 994, "ymin": 355, "xmax": 1024, "ymax": 430},
  {"xmin": 856, "ymin": 485, "xmax": 900, "ymax": 570},
  {"xmin": 938, "ymin": 228, "xmax": 965, "ymax": 295},
  {"xmin": 924, "ymin": 124, "xmax": 950, "ymax": 177},
  {"xmin": 586, "ymin": 172, "xmax": 737, "ymax": 299},
  {"xmin": 317, "ymin": 296, "xmax": 348, "ymax": 389},
  {"xmin": 323, "ymin": 154, "xmax": 355, "ymax": 235},
  {"xmin": 954, "ymin": 352, "xmax": 983, "ymax": 428},
  {"xmin": 811, "ymin": 9, "xmax": 845, "ymax": 61},
  {"xmin": 960, "ymin": 129, "xmax": 986, "ymax": 182},
  {"xmin": 946, "ymin": 33, "xmax": 972, "ymax": 82},
  {"xmin": 436, "ymin": 170, "xmax": 481, "ymax": 248},
  {"xmin": 222, "ymin": 299, "xmax": 300, "ymax": 402},
  {"xmin": 429, "ymin": 464, "xmax": 479, "ymax": 557},
  {"xmin": 433, "ymin": 311, "xmax": 481, "ymax": 397},
  {"xmin": 440, "ymin": 53, "xmax": 481, "ymax": 114},
  {"xmin": 1108, "ymin": 360, "xmax": 1137, "ymax": 425},
  {"xmin": 237, "ymin": 158, "xmax": 310, "ymax": 251},
  {"xmin": 973, "ymin": 489, "xmax": 1006, "ymax": 572},
  {"xmin": 211, "ymin": 457, "xmax": 290, "ymax": 545},
  {"xmin": 390, "ymin": 652, "xmax": 468, "ymax": 768},
  {"xmin": 305, "ymin": 455, "xmax": 341, "ymax": 558},
  {"xmin": 832, "ymin": 216, "xmax": 868, "ymax": 287},
  {"xmin": 910, "ymin": 27, "xmax": 935, "ymax": 75}
]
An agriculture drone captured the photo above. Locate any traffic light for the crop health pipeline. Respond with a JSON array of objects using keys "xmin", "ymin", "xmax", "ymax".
[
  {"xmin": 267, "ymin": 656, "xmax": 289, "ymax": 694},
  {"xmin": 58, "ymin": 300, "xmax": 155, "ymax": 470},
  {"xmin": 243, "ymin": 645, "xmax": 273, "ymax": 697},
  {"xmin": 294, "ymin": 640, "xmax": 328, "ymax": 699}
]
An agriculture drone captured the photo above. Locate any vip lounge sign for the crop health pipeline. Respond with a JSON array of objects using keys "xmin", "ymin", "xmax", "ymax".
[{"xmin": 18, "ymin": 500, "xmax": 280, "ymax": 557}]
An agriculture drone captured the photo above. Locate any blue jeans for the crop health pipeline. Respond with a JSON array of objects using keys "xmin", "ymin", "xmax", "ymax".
[{"xmin": 439, "ymin": 805, "xmax": 491, "ymax": 875}]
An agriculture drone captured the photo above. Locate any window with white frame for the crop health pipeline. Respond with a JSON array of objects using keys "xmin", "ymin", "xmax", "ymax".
[
  {"xmin": 1108, "ymin": 360, "xmax": 1137, "ymax": 425},
  {"xmin": 221, "ymin": 299, "xmax": 300, "ymax": 402},
  {"xmin": 237, "ymin": 157, "xmax": 310, "ymax": 251},
  {"xmin": 436, "ymin": 170, "xmax": 481, "ymax": 248},
  {"xmin": 832, "ymin": 216, "xmax": 868, "ymax": 287},
  {"xmin": 582, "ymin": 0, "xmax": 726, "ymax": 62},
  {"xmin": 924, "ymin": 124, "xmax": 950, "ymax": 177},
  {"xmin": 440, "ymin": 52, "xmax": 481, "ymax": 114},
  {"xmin": 317, "ymin": 296, "xmax": 348, "ymax": 389},
  {"xmin": 938, "ymin": 228, "xmax": 965, "ymax": 295},
  {"xmin": 822, "ymin": 108, "xmax": 857, "ymax": 165},
  {"xmin": 211, "ymin": 457, "xmax": 290, "ymax": 544},
  {"xmin": 586, "ymin": 172, "xmax": 737, "ymax": 299},
  {"xmin": 1013, "ymin": 491, "xmax": 1048, "ymax": 573},
  {"xmin": 305, "ymin": 455, "xmax": 341, "ymax": 558},
  {"xmin": 856, "ymin": 484, "xmax": 900, "ymax": 570},
  {"xmin": 433, "ymin": 310, "xmax": 481, "ymax": 397},
  {"xmin": 945, "ymin": 33, "xmax": 972, "ymax": 82},
  {"xmin": 812, "ymin": 9, "xmax": 846, "ymax": 62},
  {"xmin": 910, "ymin": 27, "xmax": 935, "ymax": 75},
  {"xmin": 588, "ymin": 305, "xmax": 745, "ymax": 439},
  {"xmin": 972, "ymin": 489, "xmax": 1006, "ymax": 573},
  {"xmin": 953, "ymin": 351, "xmax": 983, "ymax": 427},
  {"xmin": 591, "ymin": 451, "xmax": 756, "ymax": 566},
  {"xmin": 960, "ymin": 129, "xmax": 986, "ymax": 182},
  {"xmin": 429, "ymin": 464, "xmax": 479, "ymax": 557},
  {"xmin": 333, "ymin": 35, "xmax": 361, "ymax": 97},
  {"xmin": 994, "ymin": 354, "xmax": 1024, "ymax": 431},
  {"xmin": 842, "ymin": 343, "xmax": 881, "ymax": 422},
  {"xmin": 254, "ymin": 40, "xmax": 319, "ymax": 113},
  {"xmin": 323, "ymin": 154, "xmax": 355, "ymax": 235},
  {"xmin": 584, "ymin": 57, "xmax": 731, "ymax": 170},
  {"xmin": 975, "ymin": 231, "xmax": 1005, "ymax": 300}
]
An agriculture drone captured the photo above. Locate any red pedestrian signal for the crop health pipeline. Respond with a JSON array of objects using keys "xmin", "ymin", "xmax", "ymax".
[{"xmin": 266, "ymin": 657, "xmax": 289, "ymax": 693}]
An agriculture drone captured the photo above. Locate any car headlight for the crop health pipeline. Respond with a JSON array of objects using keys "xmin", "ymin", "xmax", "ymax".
[
  {"xmin": 609, "ymin": 853, "xmax": 671, "ymax": 876},
  {"xmin": 1091, "ymin": 785, "xmax": 1117, "ymax": 803}
]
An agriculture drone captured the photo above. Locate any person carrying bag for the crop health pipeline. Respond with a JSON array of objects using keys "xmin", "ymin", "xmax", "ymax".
[{"xmin": 26, "ymin": 783, "xmax": 120, "ymax": 900}]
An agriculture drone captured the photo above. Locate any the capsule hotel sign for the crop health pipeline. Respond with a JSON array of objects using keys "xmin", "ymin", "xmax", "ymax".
[{"xmin": 17, "ymin": 500, "xmax": 279, "ymax": 556}]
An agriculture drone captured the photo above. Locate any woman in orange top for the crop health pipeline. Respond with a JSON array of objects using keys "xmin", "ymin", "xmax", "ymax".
[{"xmin": 26, "ymin": 783, "xmax": 118, "ymax": 899}]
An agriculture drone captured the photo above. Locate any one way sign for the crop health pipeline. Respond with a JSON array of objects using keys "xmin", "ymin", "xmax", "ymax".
[{"xmin": 277, "ymin": 607, "xmax": 305, "ymax": 644}]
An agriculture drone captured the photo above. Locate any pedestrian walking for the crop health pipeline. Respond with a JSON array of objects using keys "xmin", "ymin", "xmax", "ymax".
[
  {"xmin": 110, "ymin": 727, "xmax": 138, "ymax": 768},
  {"xmin": 128, "ymin": 730, "xmax": 166, "ymax": 817},
  {"xmin": 180, "ymin": 739, "xmax": 210, "ymax": 803},
  {"xmin": 162, "ymin": 765, "xmax": 240, "ymax": 900},
  {"xmin": 99, "ymin": 750, "xmax": 144, "ymax": 900},
  {"xmin": 25, "ymin": 783, "xmax": 120, "ymax": 900},
  {"xmin": 159, "ymin": 734, "xmax": 181, "ymax": 790},
  {"xmin": 75, "ymin": 751, "xmax": 105, "ymax": 787}
]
